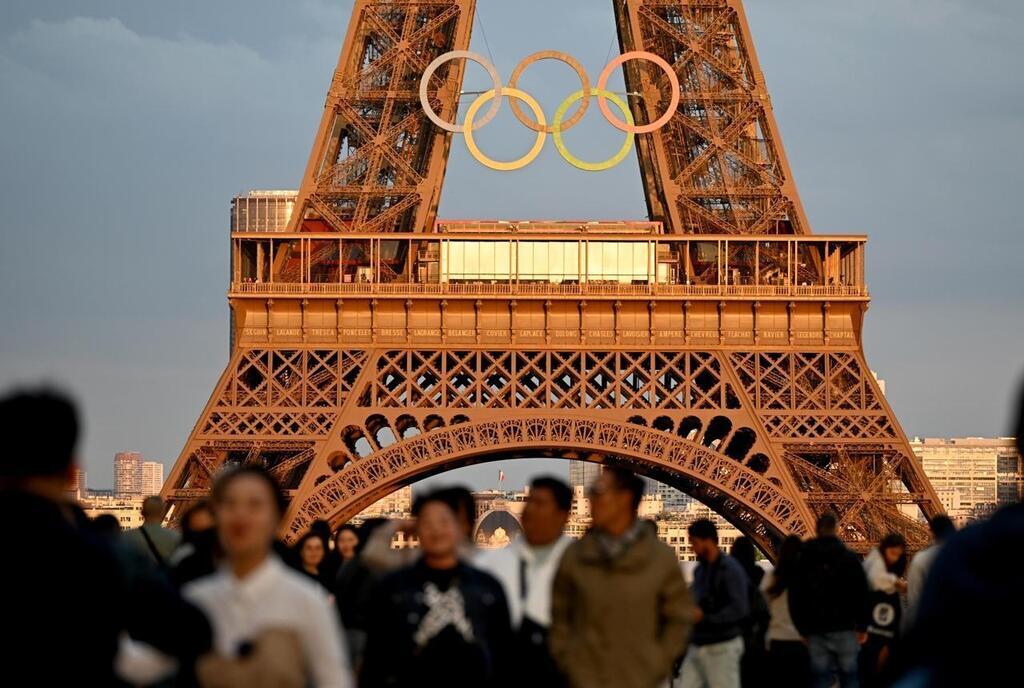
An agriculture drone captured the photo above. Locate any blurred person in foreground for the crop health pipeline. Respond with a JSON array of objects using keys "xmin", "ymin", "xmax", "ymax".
[
  {"xmin": 0, "ymin": 387, "xmax": 210, "ymax": 685},
  {"xmin": 902, "ymin": 514, "xmax": 955, "ymax": 631},
  {"xmin": 679, "ymin": 519, "xmax": 750, "ymax": 688},
  {"xmin": 550, "ymin": 466, "xmax": 694, "ymax": 688},
  {"xmin": 184, "ymin": 465, "xmax": 352, "ymax": 687},
  {"xmin": 360, "ymin": 491, "xmax": 512, "ymax": 687},
  {"xmin": 360, "ymin": 484, "xmax": 478, "ymax": 572},
  {"xmin": 860, "ymin": 533, "xmax": 908, "ymax": 686},
  {"xmin": 477, "ymin": 476, "xmax": 573, "ymax": 687},
  {"xmin": 294, "ymin": 530, "xmax": 333, "ymax": 591},
  {"xmin": 333, "ymin": 518, "xmax": 389, "ymax": 672},
  {"xmin": 895, "ymin": 383, "xmax": 1024, "ymax": 687},
  {"xmin": 730, "ymin": 535, "xmax": 770, "ymax": 687},
  {"xmin": 123, "ymin": 495, "xmax": 180, "ymax": 570},
  {"xmin": 334, "ymin": 523, "xmax": 359, "ymax": 564},
  {"xmin": 168, "ymin": 500, "xmax": 218, "ymax": 588},
  {"xmin": 790, "ymin": 512, "xmax": 870, "ymax": 688},
  {"xmin": 761, "ymin": 535, "xmax": 810, "ymax": 686},
  {"xmin": 309, "ymin": 518, "xmax": 342, "ymax": 581}
]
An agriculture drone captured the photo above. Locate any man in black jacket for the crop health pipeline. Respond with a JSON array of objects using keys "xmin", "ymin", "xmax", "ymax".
[
  {"xmin": 789, "ymin": 512, "xmax": 870, "ymax": 688},
  {"xmin": 0, "ymin": 388, "xmax": 211, "ymax": 685},
  {"xmin": 360, "ymin": 491, "xmax": 512, "ymax": 687}
]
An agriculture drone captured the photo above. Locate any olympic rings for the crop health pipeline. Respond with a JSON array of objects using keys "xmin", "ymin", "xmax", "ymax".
[
  {"xmin": 597, "ymin": 51, "xmax": 680, "ymax": 135},
  {"xmin": 420, "ymin": 50, "xmax": 502, "ymax": 133},
  {"xmin": 419, "ymin": 49, "xmax": 679, "ymax": 171},
  {"xmin": 464, "ymin": 88, "xmax": 547, "ymax": 171},
  {"xmin": 507, "ymin": 51, "xmax": 591, "ymax": 134},
  {"xmin": 553, "ymin": 89, "xmax": 634, "ymax": 172}
]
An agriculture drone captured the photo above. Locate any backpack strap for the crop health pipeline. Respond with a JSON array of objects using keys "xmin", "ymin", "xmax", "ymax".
[{"xmin": 139, "ymin": 526, "xmax": 166, "ymax": 568}]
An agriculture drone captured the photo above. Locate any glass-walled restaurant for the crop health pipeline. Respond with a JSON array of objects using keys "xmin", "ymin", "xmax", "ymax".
[{"xmin": 232, "ymin": 234, "xmax": 866, "ymax": 296}]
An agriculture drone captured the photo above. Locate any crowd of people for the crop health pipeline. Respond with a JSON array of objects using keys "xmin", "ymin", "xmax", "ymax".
[{"xmin": 2, "ymin": 384, "xmax": 1022, "ymax": 687}]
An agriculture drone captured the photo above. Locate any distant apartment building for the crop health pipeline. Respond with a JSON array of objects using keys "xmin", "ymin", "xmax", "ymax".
[
  {"xmin": 911, "ymin": 437, "xmax": 1022, "ymax": 524},
  {"xmin": 356, "ymin": 485, "xmax": 413, "ymax": 519},
  {"xmin": 65, "ymin": 467, "xmax": 88, "ymax": 500},
  {"xmin": 80, "ymin": 493, "xmax": 146, "ymax": 530},
  {"xmin": 114, "ymin": 452, "xmax": 143, "ymax": 495},
  {"xmin": 114, "ymin": 452, "xmax": 164, "ymax": 496},
  {"xmin": 140, "ymin": 461, "xmax": 165, "ymax": 496},
  {"xmin": 568, "ymin": 461, "xmax": 601, "ymax": 492}
]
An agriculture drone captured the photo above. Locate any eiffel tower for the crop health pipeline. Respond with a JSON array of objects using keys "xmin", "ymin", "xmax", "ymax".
[{"xmin": 162, "ymin": 0, "xmax": 942, "ymax": 555}]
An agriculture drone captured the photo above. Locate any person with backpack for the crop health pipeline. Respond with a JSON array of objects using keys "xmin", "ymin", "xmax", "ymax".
[
  {"xmin": 123, "ymin": 496, "xmax": 181, "ymax": 570},
  {"xmin": 790, "ymin": 513, "xmax": 870, "ymax": 688}
]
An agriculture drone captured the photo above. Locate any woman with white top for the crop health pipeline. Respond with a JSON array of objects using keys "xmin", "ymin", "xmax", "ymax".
[
  {"xmin": 859, "ymin": 533, "xmax": 907, "ymax": 687},
  {"xmin": 184, "ymin": 465, "xmax": 353, "ymax": 688},
  {"xmin": 760, "ymin": 535, "xmax": 810, "ymax": 686}
]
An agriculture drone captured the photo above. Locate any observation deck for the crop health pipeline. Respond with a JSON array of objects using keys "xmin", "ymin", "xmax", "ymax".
[{"xmin": 226, "ymin": 220, "xmax": 869, "ymax": 350}]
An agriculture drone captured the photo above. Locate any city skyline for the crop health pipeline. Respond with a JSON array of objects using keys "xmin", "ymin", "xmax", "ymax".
[{"xmin": 1, "ymin": 0, "xmax": 1023, "ymax": 489}]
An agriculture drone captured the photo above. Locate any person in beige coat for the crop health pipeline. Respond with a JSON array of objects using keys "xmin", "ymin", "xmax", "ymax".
[{"xmin": 550, "ymin": 466, "xmax": 695, "ymax": 688}]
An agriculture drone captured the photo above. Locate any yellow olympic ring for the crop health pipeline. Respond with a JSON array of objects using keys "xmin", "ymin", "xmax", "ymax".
[
  {"xmin": 552, "ymin": 89, "xmax": 634, "ymax": 172},
  {"xmin": 421, "ymin": 49, "xmax": 679, "ymax": 172},
  {"xmin": 463, "ymin": 88, "xmax": 547, "ymax": 171}
]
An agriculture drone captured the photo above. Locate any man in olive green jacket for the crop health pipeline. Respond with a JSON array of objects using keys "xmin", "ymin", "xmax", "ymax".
[{"xmin": 550, "ymin": 467, "xmax": 695, "ymax": 688}]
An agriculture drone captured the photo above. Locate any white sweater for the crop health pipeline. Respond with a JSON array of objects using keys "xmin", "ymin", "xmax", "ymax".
[
  {"xmin": 863, "ymin": 547, "xmax": 900, "ymax": 594},
  {"xmin": 475, "ymin": 536, "xmax": 572, "ymax": 629}
]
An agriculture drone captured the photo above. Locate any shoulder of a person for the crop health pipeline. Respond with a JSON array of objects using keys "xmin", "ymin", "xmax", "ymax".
[
  {"xmin": 561, "ymin": 534, "xmax": 596, "ymax": 561},
  {"xmin": 461, "ymin": 561, "xmax": 505, "ymax": 588},
  {"xmin": 276, "ymin": 562, "xmax": 331, "ymax": 602},
  {"xmin": 649, "ymin": 535, "xmax": 681, "ymax": 565},
  {"xmin": 475, "ymin": 544, "xmax": 515, "ymax": 569},
  {"xmin": 182, "ymin": 570, "xmax": 224, "ymax": 603},
  {"xmin": 721, "ymin": 553, "xmax": 746, "ymax": 573}
]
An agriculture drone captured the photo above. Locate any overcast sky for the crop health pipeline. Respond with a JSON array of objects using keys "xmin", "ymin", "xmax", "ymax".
[{"xmin": 1, "ymin": 0, "xmax": 1022, "ymax": 490}]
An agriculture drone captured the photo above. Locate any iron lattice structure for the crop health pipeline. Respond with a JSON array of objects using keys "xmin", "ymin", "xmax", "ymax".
[{"xmin": 163, "ymin": 0, "xmax": 942, "ymax": 556}]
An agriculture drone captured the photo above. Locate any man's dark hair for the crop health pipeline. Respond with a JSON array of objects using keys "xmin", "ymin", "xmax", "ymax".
[
  {"xmin": 815, "ymin": 511, "xmax": 838, "ymax": 537},
  {"xmin": 929, "ymin": 514, "xmax": 956, "ymax": 541},
  {"xmin": 605, "ymin": 466, "xmax": 645, "ymax": 511},
  {"xmin": 433, "ymin": 486, "xmax": 477, "ymax": 531},
  {"xmin": 687, "ymin": 518, "xmax": 719, "ymax": 543},
  {"xmin": 531, "ymin": 476, "xmax": 573, "ymax": 512},
  {"xmin": 210, "ymin": 464, "xmax": 287, "ymax": 516},
  {"xmin": 141, "ymin": 496, "xmax": 165, "ymax": 520},
  {"xmin": 91, "ymin": 513, "xmax": 122, "ymax": 539},
  {"xmin": 0, "ymin": 388, "xmax": 79, "ymax": 478}
]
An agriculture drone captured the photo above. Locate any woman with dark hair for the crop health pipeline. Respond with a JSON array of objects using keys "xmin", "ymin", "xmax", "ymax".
[
  {"xmin": 334, "ymin": 524, "xmax": 360, "ymax": 564},
  {"xmin": 295, "ymin": 531, "xmax": 333, "ymax": 592},
  {"xmin": 860, "ymin": 532, "xmax": 908, "ymax": 687},
  {"xmin": 334, "ymin": 519, "xmax": 388, "ymax": 671},
  {"xmin": 730, "ymin": 536, "xmax": 770, "ymax": 687},
  {"xmin": 761, "ymin": 535, "xmax": 809, "ymax": 686},
  {"xmin": 183, "ymin": 465, "xmax": 353, "ymax": 687}
]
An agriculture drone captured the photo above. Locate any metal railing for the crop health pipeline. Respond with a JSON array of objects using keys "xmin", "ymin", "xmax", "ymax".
[{"xmin": 230, "ymin": 281, "xmax": 867, "ymax": 298}]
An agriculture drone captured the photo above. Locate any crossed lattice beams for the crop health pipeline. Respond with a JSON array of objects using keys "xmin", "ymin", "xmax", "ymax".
[
  {"xmin": 290, "ymin": 0, "xmax": 475, "ymax": 234},
  {"xmin": 617, "ymin": 0, "xmax": 810, "ymax": 235}
]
